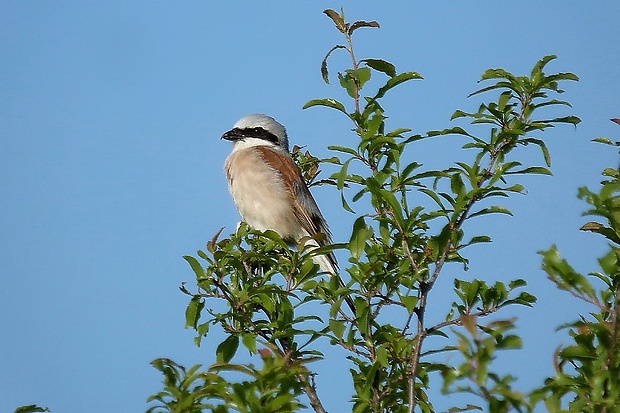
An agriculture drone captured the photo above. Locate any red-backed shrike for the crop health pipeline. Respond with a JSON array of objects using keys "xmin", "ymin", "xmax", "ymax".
[{"xmin": 221, "ymin": 114, "xmax": 339, "ymax": 276}]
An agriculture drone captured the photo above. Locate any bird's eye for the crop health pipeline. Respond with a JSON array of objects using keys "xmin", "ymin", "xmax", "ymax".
[{"xmin": 253, "ymin": 127, "xmax": 262, "ymax": 134}]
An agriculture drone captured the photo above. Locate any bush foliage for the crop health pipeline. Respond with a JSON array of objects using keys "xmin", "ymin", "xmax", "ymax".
[
  {"xmin": 20, "ymin": 8, "xmax": 618, "ymax": 413},
  {"xmin": 142, "ymin": 9, "xmax": 620, "ymax": 413}
]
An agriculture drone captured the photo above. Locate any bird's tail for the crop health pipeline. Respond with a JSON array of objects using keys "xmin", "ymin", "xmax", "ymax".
[{"xmin": 311, "ymin": 246, "xmax": 339, "ymax": 275}]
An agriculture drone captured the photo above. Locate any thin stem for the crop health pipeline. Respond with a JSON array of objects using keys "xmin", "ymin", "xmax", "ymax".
[
  {"xmin": 605, "ymin": 288, "xmax": 620, "ymax": 378},
  {"xmin": 426, "ymin": 307, "xmax": 499, "ymax": 334},
  {"xmin": 300, "ymin": 374, "xmax": 327, "ymax": 413},
  {"xmin": 344, "ymin": 32, "xmax": 361, "ymax": 114},
  {"xmin": 560, "ymin": 287, "xmax": 609, "ymax": 312},
  {"xmin": 387, "ymin": 209, "xmax": 420, "ymax": 274},
  {"xmin": 274, "ymin": 332, "xmax": 327, "ymax": 413},
  {"xmin": 407, "ymin": 284, "xmax": 429, "ymax": 413},
  {"xmin": 408, "ymin": 147, "xmax": 506, "ymax": 413}
]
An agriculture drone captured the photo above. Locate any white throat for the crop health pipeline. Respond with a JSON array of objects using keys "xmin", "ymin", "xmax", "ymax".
[{"xmin": 231, "ymin": 137, "xmax": 280, "ymax": 153}]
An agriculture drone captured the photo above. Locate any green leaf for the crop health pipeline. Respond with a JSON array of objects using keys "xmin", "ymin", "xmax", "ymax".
[
  {"xmin": 348, "ymin": 19, "xmax": 380, "ymax": 35},
  {"xmin": 401, "ymin": 161, "xmax": 422, "ymax": 181},
  {"xmin": 450, "ymin": 173, "xmax": 466, "ymax": 197},
  {"xmin": 361, "ymin": 58, "xmax": 396, "ymax": 77},
  {"xmin": 303, "ymin": 98, "xmax": 348, "ymax": 115},
  {"xmin": 504, "ymin": 166, "xmax": 552, "ymax": 176},
  {"xmin": 380, "ymin": 189, "xmax": 406, "ymax": 225},
  {"xmin": 351, "ymin": 67, "xmax": 372, "ymax": 90},
  {"xmin": 241, "ymin": 333, "xmax": 257, "ymax": 354},
  {"xmin": 14, "ymin": 406, "xmax": 50, "ymax": 413},
  {"xmin": 541, "ymin": 115, "xmax": 581, "ymax": 126},
  {"xmin": 216, "ymin": 335, "xmax": 240, "ymax": 363},
  {"xmin": 509, "ymin": 279, "xmax": 527, "ymax": 289},
  {"xmin": 329, "ymin": 319, "xmax": 346, "ymax": 339},
  {"xmin": 323, "ymin": 9, "xmax": 346, "ymax": 33},
  {"xmin": 451, "ymin": 109, "xmax": 470, "ymax": 120},
  {"xmin": 503, "ymin": 183, "xmax": 526, "ymax": 194},
  {"xmin": 386, "ymin": 127, "xmax": 412, "ymax": 137},
  {"xmin": 339, "ymin": 71, "xmax": 358, "ymax": 99},
  {"xmin": 332, "ymin": 157, "xmax": 354, "ymax": 190},
  {"xmin": 559, "ymin": 344, "xmax": 598, "ymax": 360},
  {"xmin": 520, "ymin": 138, "xmax": 551, "ymax": 166},
  {"xmin": 320, "ymin": 44, "xmax": 347, "ymax": 83},
  {"xmin": 206, "ymin": 227, "xmax": 224, "ymax": 254},
  {"xmin": 426, "ymin": 126, "xmax": 475, "ymax": 138},
  {"xmin": 349, "ymin": 216, "xmax": 372, "ymax": 259},
  {"xmin": 375, "ymin": 345, "xmax": 389, "ymax": 367},
  {"xmin": 540, "ymin": 245, "xmax": 598, "ymax": 300},
  {"xmin": 399, "ymin": 294, "xmax": 418, "ymax": 313},
  {"xmin": 468, "ymin": 206, "xmax": 513, "ymax": 219},
  {"xmin": 468, "ymin": 80, "xmax": 515, "ymax": 98},
  {"xmin": 498, "ymin": 334, "xmax": 522, "ymax": 350},
  {"xmin": 592, "ymin": 137, "xmax": 618, "ymax": 146},
  {"xmin": 580, "ymin": 221, "xmax": 620, "ymax": 244},
  {"xmin": 328, "ymin": 144, "xmax": 359, "ymax": 157},
  {"xmin": 185, "ymin": 296, "xmax": 204, "ymax": 329},
  {"xmin": 502, "ymin": 291, "xmax": 536, "ymax": 307},
  {"xmin": 580, "ymin": 221, "xmax": 604, "ymax": 232},
  {"xmin": 373, "ymin": 71, "xmax": 423, "ymax": 100},
  {"xmin": 209, "ymin": 362, "xmax": 253, "ymax": 376},
  {"xmin": 419, "ymin": 188, "xmax": 447, "ymax": 210},
  {"xmin": 341, "ymin": 191, "xmax": 355, "ymax": 213},
  {"xmin": 445, "ymin": 404, "xmax": 482, "ymax": 412},
  {"xmin": 194, "ymin": 322, "xmax": 209, "ymax": 347},
  {"xmin": 532, "ymin": 98, "xmax": 573, "ymax": 109},
  {"xmin": 480, "ymin": 68, "xmax": 516, "ymax": 81},
  {"xmin": 457, "ymin": 235, "xmax": 492, "ymax": 250},
  {"xmin": 183, "ymin": 255, "xmax": 205, "ymax": 279},
  {"xmin": 531, "ymin": 55, "xmax": 558, "ymax": 77}
]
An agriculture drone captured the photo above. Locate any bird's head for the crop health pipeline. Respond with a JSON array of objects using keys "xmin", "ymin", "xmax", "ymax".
[{"xmin": 221, "ymin": 114, "xmax": 289, "ymax": 152}]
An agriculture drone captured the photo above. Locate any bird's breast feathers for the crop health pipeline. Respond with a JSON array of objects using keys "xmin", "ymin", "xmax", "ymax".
[{"xmin": 225, "ymin": 146, "xmax": 313, "ymax": 241}]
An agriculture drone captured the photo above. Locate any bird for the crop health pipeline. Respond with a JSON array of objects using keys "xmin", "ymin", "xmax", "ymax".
[{"xmin": 221, "ymin": 114, "xmax": 355, "ymax": 313}]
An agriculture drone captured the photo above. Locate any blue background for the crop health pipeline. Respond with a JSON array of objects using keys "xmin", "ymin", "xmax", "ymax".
[{"xmin": 2, "ymin": 2, "xmax": 619, "ymax": 412}]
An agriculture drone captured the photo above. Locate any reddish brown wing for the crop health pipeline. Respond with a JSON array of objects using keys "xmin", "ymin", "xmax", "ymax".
[{"xmin": 255, "ymin": 146, "xmax": 332, "ymax": 244}]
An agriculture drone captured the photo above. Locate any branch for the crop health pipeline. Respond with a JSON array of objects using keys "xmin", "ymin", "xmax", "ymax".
[
  {"xmin": 299, "ymin": 372, "xmax": 327, "ymax": 413},
  {"xmin": 605, "ymin": 288, "xmax": 620, "ymax": 374},
  {"xmin": 275, "ymin": 334, "xmax": 328, "ymax": 413},
  {"xmin": 427, "ymin": 307, "xmax": 499, "ymax": 334},
  {"xmin": 561, "ymin": 286, "xmax": 609, "ymax": 312},
  {"xmin": 344, "ymin": 30, "xmax": 361, "ymax": 114},
  {"xmin": 387, "ymin": 209, "xmax": 420, "ymax": 274},
  {"xmin": 407, "ymin": 283, "xmax": 430, "ymax": 413},
  {"xmin": 408, "ymin": 147, "xmax": 505, "ymax": 413}
]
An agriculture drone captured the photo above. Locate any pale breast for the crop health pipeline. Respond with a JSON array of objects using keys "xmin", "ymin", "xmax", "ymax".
[{"xmin": 224, "ymin": 147, "xmax": 306, "ymax": 242}]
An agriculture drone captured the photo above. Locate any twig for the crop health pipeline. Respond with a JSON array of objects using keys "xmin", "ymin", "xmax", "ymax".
[
  {"xmin": 344, "ymin": 31, "xmax": 361, "ymax": 114},
  {"xmin": 408, "ymin": 147, "xmax": 505, "ymax": 413},
  {"xmin": 300, "ymin": 373, "xmax": 327, "ymax": 413}
]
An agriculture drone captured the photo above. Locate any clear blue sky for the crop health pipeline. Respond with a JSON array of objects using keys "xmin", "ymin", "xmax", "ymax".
[{"xmin": 2, "ymin": 2, "xmax": 619, "ymax": 412}]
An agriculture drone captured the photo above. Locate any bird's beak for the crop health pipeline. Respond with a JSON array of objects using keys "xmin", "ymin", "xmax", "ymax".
[{"xmin": 221, "ymin": 128, "xmax": 243, "ymax": 141}]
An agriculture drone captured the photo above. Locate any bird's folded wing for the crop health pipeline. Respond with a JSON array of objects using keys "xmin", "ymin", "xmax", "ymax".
[{"xmin": 255, "ymin": 146, "xmax": 333, "ymax": 244}]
